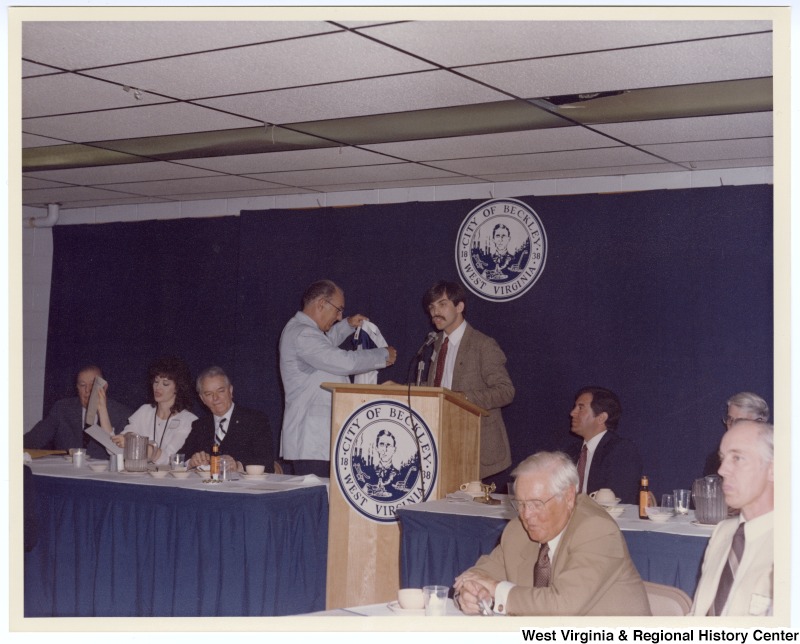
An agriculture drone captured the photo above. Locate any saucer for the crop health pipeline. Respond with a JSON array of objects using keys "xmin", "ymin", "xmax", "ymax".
[
  {"xmin": 242, "ymin": 473, "xmax": 267, "ymax": 480},
  {"xmin": 691, "ymin": 520, "xmax": 718, "ymax": 527},
  {"xmin": 597, "ymin": 497, "xmax": 621, "ymax": 507},
  {"xmin": 387, "ymin": 601, "xmax": 425, "ymax": 615}
]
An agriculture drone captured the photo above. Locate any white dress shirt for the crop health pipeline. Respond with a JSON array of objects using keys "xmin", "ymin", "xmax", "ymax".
[
  {"xmin": 580, "ymin": 430, "xmax": 608, "ymax": 494},
  {"xmin": 437, "ymin": 319, "xmax": 466, "ymax": 390}
]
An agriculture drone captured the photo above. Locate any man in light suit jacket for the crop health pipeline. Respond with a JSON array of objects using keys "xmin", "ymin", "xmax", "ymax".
[
  {"xmin": 24, "ymin": 365, "xmax": 131, "ymax": 459},
  {"xmin": 279, "ymin": 280, "xmax": 397, "ymax": 477},
  {"xmin": 184, "ymin": 366, "xmax": 275, "ymax": 472},
  {"xmin": 454, "ymin": 451, "xmax": 650, "ymax": 616},
  {"xmin": 423, "ymin": 280, "xmax": 515, "ymax": 479},
  {"xmin": 564, "ymin": 386, "xmax": 642, "ymax": 504},
  {"xmin": 691, "ymin": 419, "xmax": 773, "ymax": 616}
]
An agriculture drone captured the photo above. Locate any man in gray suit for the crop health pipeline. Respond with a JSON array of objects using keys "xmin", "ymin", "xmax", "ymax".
[
  {"xmin": 24, "ymin": 365, "xmax": 131, "ymax": 459},
  {"xmin": 423, "ymin": 280, "xmax": 515, "ymax": 478}
]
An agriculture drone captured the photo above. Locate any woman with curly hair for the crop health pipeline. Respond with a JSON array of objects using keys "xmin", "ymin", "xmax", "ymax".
[{"xmin": 112, "ymin": 356, "xmax": 197, "ymax": 466}]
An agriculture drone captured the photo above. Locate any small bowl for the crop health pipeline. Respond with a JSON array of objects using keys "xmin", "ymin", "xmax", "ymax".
[
  {"xmin": 245, "ymin": 464, "xmax": 266, "ymax": 475},
  {"xmin": 397, "ymin": 588, "xmax": 425, "ymax": 610},
  {"xmin": 606, "ymin": 506, "xmax": 625, "ymax": 518},
  {"xmin": 149, "ymin": 469, "xmax": 169, "ymax": 479},
  {"xmin": 89, "ymin": 462, "xmax": 108, "ymax": 472},
  {"xmin": 170, "ymin": 470, "xmax": 191, "ymax": 479},
  {"xmin": 646, "ymin": 507, "xmax": 673, "ymax": 522}
]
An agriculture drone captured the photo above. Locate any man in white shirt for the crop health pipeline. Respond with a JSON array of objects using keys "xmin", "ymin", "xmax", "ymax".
[
  {"xmin": 279, "ymin": 279, "xmax": 397, "ymax": 477},
  {"xmin": 423, "ymin": 280, "xmax": 515, "ymax": 478},
  {"xmin": 691, "ymin": 419, "xmax": 774, "ymax": 616}
]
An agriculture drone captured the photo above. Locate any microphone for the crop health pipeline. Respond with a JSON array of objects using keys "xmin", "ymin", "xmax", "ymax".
[{"xmin": 414, "ymin": 331, "xmax": 438, "ymax": 357}]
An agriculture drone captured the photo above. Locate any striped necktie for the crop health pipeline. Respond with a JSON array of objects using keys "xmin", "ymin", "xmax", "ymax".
[
  {"xmin": 709, "ymin": 522, "xmax": 745, "ymax": 615},
  {"xmin": 215, "ymin": 417, "xmax": 228, "ymax": 445},
  {"xmin": 577, "ymin": 444, "xmax": 588, "ymax": 493}
]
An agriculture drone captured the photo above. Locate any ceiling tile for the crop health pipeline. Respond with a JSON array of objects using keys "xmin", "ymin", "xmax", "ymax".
[
  {"xmin": 365, "ymin": 20, "xmax": 771, "ymax": 67},
  {"xmin": 361, "ymin": 126, "xmax": 619, "ymax": 161},
  {"xmin": 22, "ymin": 133, "xmax": 68, "ymax": 148},
  {"xmin": 24, "ymin": 161, "xmax": 225, "ymax": 186},
  {"xmin": 640, "ymin": 138, "xmax": 773, "ymax": 162},
  {"xmin": 430, "ymin": 146, "xmax": 661, "ymax": 175},
  {"xmin": 98, "ymin": 175, "xmax": 287, "ymax": 197},
  {"xmin": 24, "ymin": 72, "xmax": 172, "ymax": 119},
  {"xmin": 460, "ymin": 33, "xmax": 771, "ymax": 99},
  {"xmin": 22, "ymin": 60, "xmax": 61, "ymax": 76},
  {"xmin": 685, "ymin": 157, "xmax": 773, "ymax": 170},
  {"xmin": 183, "ymin": 147, "xmax": 396, "ymax": 174},
  {"xmin": 22, "ymin": 102, "xmax": 259, "ymax": 142},
  {"xmin": 163, "ymin": 187, "xmax": 318, "ymax": 201},
  {"xmin": 22, "ymin": 176, "xmax": 70, "ymax": 190},
  {"xmin": 592, "ymin": 111, "xmax": 773, "ymax": 144},
  {"xmin": 478, "ymin": 163, "xmax": 686, "ymax": 182},
  {"xmin": 22, "ymin": 21, "xmax": 342, "ymax": 70},
  {"xmin": 247, "ymin": 163, "xmax": 460, "ymax": 187},
  {"xmin": 85, "ymin": 31, "xmax": 436, "ymax": 101},
  {"xmin": 304, "ymin": 176, "xmax": 483, "ymax": 192},
  {"xmin": 22, "ymin": 185, "xmax": 146, "ymax": 204},
  {"xmin": 195, "ymin": 70, "xmax": 509, "ymax": 124}
]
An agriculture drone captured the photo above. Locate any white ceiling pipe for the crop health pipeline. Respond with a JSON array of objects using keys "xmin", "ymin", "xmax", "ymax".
[{"xmin": 27, "ymin": 203, "xmax": 60, "ymax": 228}]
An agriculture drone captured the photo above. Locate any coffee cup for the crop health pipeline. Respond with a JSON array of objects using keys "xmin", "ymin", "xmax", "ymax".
[
  {"xmin": 590, "ymin": 488, "xmax": 617, "ymax": 504},
  {"xmin": 460, "ymin": 481, "xmax": 483, "ymax": 495},
  {"xmin": 246, "ymin": 464, "xmax": 266, "ymax": 475},
  {"xmin": 398, "ymin": 588, "xmax": 424, "ymax": 610}
]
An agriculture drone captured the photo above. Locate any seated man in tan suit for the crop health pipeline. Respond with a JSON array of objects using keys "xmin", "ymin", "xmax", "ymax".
[{"xmin": 454, "ymin": 451, "xmax": 651, "ymax": 616}]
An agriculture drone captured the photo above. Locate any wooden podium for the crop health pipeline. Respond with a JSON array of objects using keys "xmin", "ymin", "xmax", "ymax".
[{"xmin": 322, "ymin": 383, "xmax": 486, "ymax": 609}]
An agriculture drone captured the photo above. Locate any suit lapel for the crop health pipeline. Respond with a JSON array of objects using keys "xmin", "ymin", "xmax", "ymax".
[{"xmin": 450, "ymin": 323, "xmax": 472, "ymax": 390}]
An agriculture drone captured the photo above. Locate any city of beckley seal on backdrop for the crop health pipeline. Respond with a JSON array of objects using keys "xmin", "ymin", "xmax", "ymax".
[
  {"xmin": 334, "ymin": 400, "xmax": 438, "ymax": 523},
  {"xmin": 455, "ymin": 197, "xmax": 548, "ymax": 302}
]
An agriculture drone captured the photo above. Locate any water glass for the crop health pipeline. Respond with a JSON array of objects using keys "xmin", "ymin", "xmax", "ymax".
[
  {"xmin": 673, "ymin": 488, "xmax": 691, "ymax": 515},
  {"xmin": 170, "ymin": 453, "xmax": 186, "ymax": 471},
  {"xmin": 423, "ymin": 585, "xmax": 449, "ymax": 616},
  {"xmin": 660, "ymin": 494, "xmax": 675, "ymax": 515}
]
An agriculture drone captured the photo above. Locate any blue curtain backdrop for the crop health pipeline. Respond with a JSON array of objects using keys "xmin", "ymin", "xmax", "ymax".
[{"xmin": 43, "ymin": 185, "xmax": 773, "ymax": 495}]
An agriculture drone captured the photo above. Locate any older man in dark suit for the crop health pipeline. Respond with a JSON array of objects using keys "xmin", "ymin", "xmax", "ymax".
[
  {"xmin": 423, "ymin": 280, "xmax": 515, "ymax": 479},
  {"xmin": 24, "ymin": 365, "xmax": 131, "ymax": 459},
  {"xmin": 183, "ymin": 366, "xmax": 275, "ymax": 472}
]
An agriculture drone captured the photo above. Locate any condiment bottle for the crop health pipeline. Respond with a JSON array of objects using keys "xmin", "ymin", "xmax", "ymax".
[
  {"xmin": 210, "ymin": 443, "xmax": 221, "ymax": 481},
  {"xmin": 639, "ymin": 475, "xmax": 650, "ymax": 519}
]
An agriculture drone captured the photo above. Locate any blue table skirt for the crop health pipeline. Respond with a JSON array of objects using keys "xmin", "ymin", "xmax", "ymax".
[
  {"xmin": 397, "ymin": 510, "xmax": 708, "ymax": 598},
  {"xmin": 25, "ymin": 476, "xmax": 329, "ymax": 617}
]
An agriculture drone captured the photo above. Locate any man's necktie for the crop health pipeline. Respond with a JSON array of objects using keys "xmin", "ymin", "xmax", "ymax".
[
  {"xmin": 709, "ymin": 522, "xmax": 745, "ymax": 615},
  {"xmin": 577, "ymin": 444, "xmax": 588, "ymax": 493},
  {"xmin": 433, "ymin": 337, "xmax": 449, "ymax": 387},
  {"xmin": 215, "ymin": 418, "xmax": 228, "ymax": 445},
  {"xmin": 534, "ymin": 542, "xmax": 551, "ymax": 587}
]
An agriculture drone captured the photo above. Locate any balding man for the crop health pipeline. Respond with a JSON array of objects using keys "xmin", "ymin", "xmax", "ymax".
[
  {"xmin": 279, "ymin": 279, "xmax": 397, "ymax": 477},
  {"xmin": 692, "ymin": 419, "xmax": 774, "ymax": 616},
  {"xmin": 454, "ymin": 451, "xmax": 650, "ymax": 616},
  {"xmin": 24, "ymin": 365, "xmax": 131, "ymax": 459}
]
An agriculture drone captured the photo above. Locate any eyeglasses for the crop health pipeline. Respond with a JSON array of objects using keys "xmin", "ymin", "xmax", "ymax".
[
  {"xmin": 510, "ymin": 493, "xmax": 559, "ymax": 514},
  {"xmin": 325, "ymin": 299, "xmax": 344, "ymax": 315},
  {"xmin": 723, "ymin": 416, "xmax": 765, "ymax": 427}
]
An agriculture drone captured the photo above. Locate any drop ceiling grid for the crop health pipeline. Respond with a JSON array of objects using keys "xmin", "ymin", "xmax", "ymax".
[
  {"xmin": 194, "ymin": 70, "xmax": 511, "ymax": 125},
  {"xmin": 21, "ymin": 21, "xmax": 343, "ymax": 71},
  {"xmin": 459, "ymin": 33, "xmax": 772, "ymax": 99},
  {"xmin": 22, "ymin": 102, "xmax": 261, "ymax": 142},
  {"xmin": 359, "ymin": 20, "xmax": 772, "ymax": 68},
  {"xmin": 81, "ymin": 31, "xmax": 438, "ymax": 102}
]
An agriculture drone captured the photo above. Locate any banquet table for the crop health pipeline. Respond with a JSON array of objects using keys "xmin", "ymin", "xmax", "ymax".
[
  {"xmin": 24, "ymin": 456, "xmax": 329, "ymax": 617},
  {"xmin": 397, "ymin": 496, "xmax": 713, "ymax": 598}
]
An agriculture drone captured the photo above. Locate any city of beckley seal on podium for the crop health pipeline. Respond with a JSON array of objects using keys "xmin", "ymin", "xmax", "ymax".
[
  {"xmin": 334, "ymin": 400, "xmax": 438, "ymax": 523},
  {"xmin": 456, "ymin": 197, "xmax": 548, "ymax": 302}
]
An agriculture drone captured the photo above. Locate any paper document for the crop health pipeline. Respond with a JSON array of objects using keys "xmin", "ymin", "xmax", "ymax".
[
  {"xmin": 84, "ymin": 375, "xmax": 108, "ymax": 427},
  {"xmin": 84, "ymin": 423, "xmax": 123, "ymax": 455}
]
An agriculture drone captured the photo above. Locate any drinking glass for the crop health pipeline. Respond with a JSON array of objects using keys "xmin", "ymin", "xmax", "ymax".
[
  {"xmin": 661, "ymin": 493, "xmax": 675, "ymax": 515},
  {"xmin": 170, "ymin": 453, "xmax": 186, "ymax": 471},
  {"xmin": 673, "ymin": 488, "xmax": 691, "ymax": 515}
]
